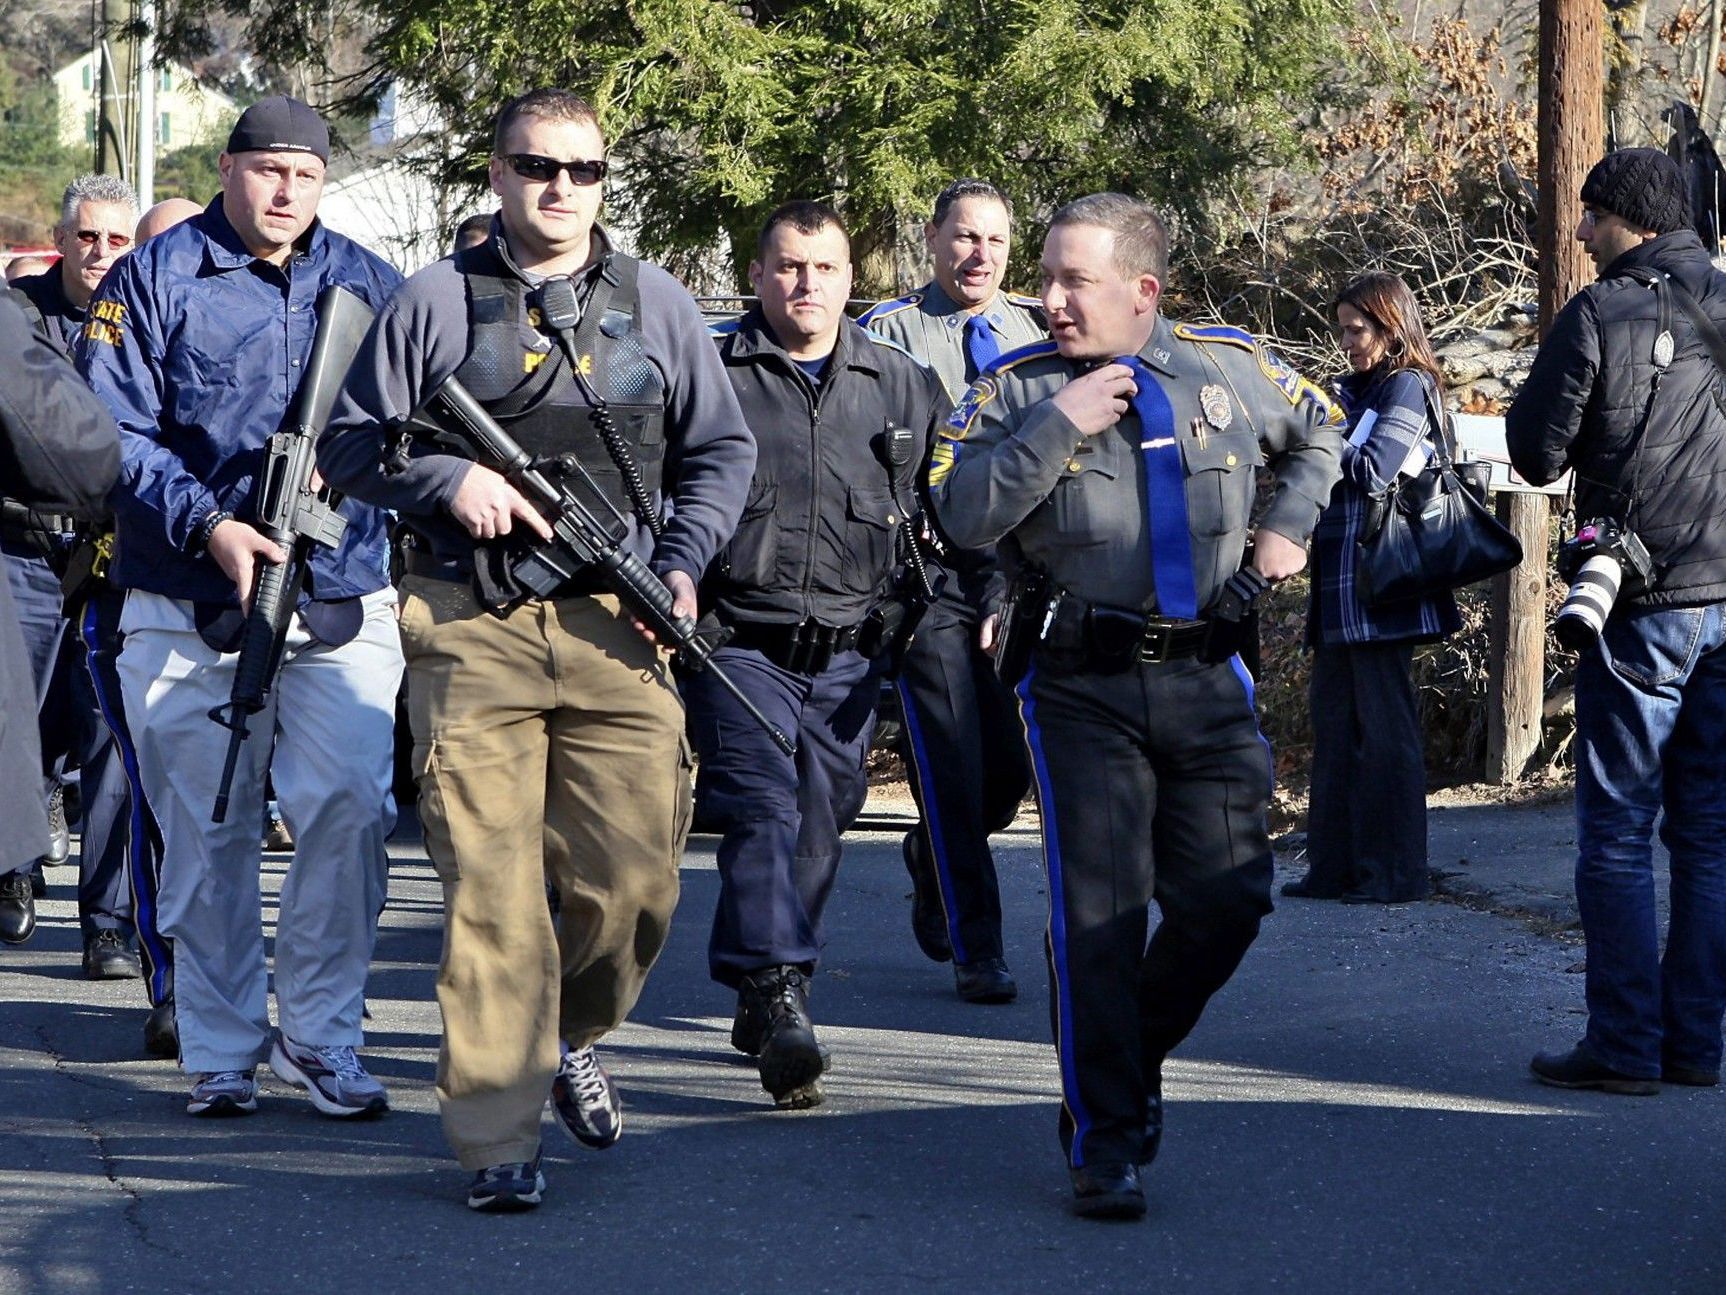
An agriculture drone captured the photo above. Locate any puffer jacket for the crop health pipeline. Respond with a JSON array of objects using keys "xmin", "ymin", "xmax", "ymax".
[{"xmin": 1507, "ymin": 229, "xmax": 1726, "ymax": 607}]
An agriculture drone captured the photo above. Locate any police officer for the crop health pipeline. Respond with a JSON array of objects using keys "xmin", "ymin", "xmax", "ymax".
[
  {"xmin": 12, "ymin": 173, "xmax": 137, "ymax": 351},
  {"xmin": 80, "ymin": 97, "xmax": 406, "ymax": 1119},
  {"xmin": 1, "ymin": 175, "xmax": 153, "ymax": 1000},
  {"xmin": 693, "ymin": 200, "xmax": 949, "ymax": 1108},
  {"xmin": 933, "ymin": 193, "xmax": 1342, "ymax": 1219},
  {"xmin": 860, "ymin": 178, "xmax": 1041, "ymax": 1002},
  {"xmin": 319, "ymin": 87, "xmax": 754, "ymax": 1211}
]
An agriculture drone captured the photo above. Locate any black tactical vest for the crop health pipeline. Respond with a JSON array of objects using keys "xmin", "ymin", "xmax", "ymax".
[{"xmin": 452, "ymin": 241, "xmax": 668, "ymax": 525}]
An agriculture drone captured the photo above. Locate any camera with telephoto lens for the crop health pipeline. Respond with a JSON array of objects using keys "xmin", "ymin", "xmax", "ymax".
[{"xmin": 1553, "ymin": 519, "xmax": 1655, "ymax": 649}]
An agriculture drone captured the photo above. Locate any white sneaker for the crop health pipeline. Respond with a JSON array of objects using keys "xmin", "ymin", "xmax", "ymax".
[
  {"xmin": 269, "ymin": 1035, "xmax": 389, "ymax": 1118},
  {"xmin": 187, "ymin": 1069, "xmax": 258, "ymax": 1117}
]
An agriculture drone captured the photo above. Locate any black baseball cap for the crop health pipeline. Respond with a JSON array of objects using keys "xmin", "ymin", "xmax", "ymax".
[{"xmin": 226, "ymin": 95, "xmax": 330, "ymax": 163}]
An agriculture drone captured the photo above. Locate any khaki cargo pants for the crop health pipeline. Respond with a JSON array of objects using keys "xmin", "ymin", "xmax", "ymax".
[{"xmin": 398, "ymin": 575, "xmax": 691, "ymax": 1171}]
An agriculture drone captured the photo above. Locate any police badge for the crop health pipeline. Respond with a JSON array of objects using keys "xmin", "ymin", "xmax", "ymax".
[{"xmin": 1199, "ymin": 384, "xmax": 1233, "ymax": 431}]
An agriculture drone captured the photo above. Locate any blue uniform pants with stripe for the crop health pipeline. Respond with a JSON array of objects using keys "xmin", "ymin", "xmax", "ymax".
[
  {"xmin": 78, "ymin": 584, "xmax": 170, "ymax": 1003},
  {"xmin": 896, "ymin": 595, "xmax": 1028, "ymax": 963},
  {"xmin": 1017, "ymin": 655, "xmax": 1274, "ymax": 1169},
  {"xmin": 686, "ymin": 646, "xmax": 878, "ymax": 988}
]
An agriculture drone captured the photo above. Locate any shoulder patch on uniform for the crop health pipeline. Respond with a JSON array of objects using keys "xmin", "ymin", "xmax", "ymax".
[
  {"xmin": 1005, "ymin": 292, "xmax": 1042, "ymax": 309},
  {"xmin": 1256, "ymin": 344, "xmax": 1345, "ymax": 426},
  {"xmin": 944, "ymin": 373, "xmax": 1000, "ymax": 443},
  {"xmin": 1172, "ymin": 321, "xmax": 1256, "ymax": 351},
  {"xmin": 858, "ymin": 293, "xmax": 921, "ymax": 326},
  {"xmin": 705, "ymin": 316, "xmax": 740, "ymax": 341},
  {"xmin": 985, "ymin": 337, "xmax": 1059, "ymax": 375}
]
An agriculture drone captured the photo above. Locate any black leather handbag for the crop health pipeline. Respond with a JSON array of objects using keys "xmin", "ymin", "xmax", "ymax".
[{"xmin": 1356, "ymin": 384, "xmax": 1523, "ymax": 607}]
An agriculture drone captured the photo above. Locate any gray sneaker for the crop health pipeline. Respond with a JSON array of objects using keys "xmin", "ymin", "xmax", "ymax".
[
  {"xmin": 269, "ymin": 1035, "xmax": 389, "ymax": 1117},
  {"xmin": 187, "ymin": 1069, "xmax": 258, "ymax": 1117},
  {"xmin": 549, "ymin": 1044, "xmax": 622, "ymax": 1149}
]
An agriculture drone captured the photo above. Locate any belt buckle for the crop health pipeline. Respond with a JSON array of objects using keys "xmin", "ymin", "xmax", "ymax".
[{"xmin": 1136, "ymin": 619, "xmax": 1176, "ymax": 664}]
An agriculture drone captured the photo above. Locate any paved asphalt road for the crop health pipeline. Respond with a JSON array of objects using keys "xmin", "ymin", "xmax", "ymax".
[{"xmin": 2, "ymin": 798, "xmax": 1721, "ymax": 1294}]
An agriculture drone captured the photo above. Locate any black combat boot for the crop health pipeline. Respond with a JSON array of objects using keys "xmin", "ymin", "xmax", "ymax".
[{"xmin": 743, "ymin": 966, "xmax": 825, "ymax": 1109}]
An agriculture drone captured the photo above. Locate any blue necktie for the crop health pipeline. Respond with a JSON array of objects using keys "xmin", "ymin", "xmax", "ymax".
[
  {"xmin": 964, "ymin": 314, "xmax": 1001, "ymax": 381},
  {"xmin": 1116, "ymin": 355, "xmax": 1198, "ymax": 618}
]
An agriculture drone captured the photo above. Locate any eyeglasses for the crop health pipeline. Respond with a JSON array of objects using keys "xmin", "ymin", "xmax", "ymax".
[
  {"xmin": 75, "ymin": 229, "xmax": 133, "ymax": 251},
  {"xmin": 500, "ymin": 154, "xmax": 607, "ymax": 186}
]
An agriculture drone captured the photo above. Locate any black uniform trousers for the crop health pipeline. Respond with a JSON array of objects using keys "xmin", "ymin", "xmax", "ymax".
[
  {"xmin": 2, "ymin": 539, "xmax": 135, "ymax": 939},
  {"xmin": 896, "ymin": 594, "xmax": 1029, "ymax": 963},
  {"xmin": 1015, "ymin": 653, "xmax": 1275, "ymax": 1169},
  {"xmin": 685, "ymin": 645, "xmax": 879, "ymax": 988}
]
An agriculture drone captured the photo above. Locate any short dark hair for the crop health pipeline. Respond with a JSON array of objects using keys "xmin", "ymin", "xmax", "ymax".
[
  {"xmin": 931, "ymin": 178, "xmax": 1013, "ymax": 229},
  {"xmin": 452, "ymin": 212, "xmax": 492, "ymax": 253},
  {"xmin": 493, "ymin": 88, "xmax": 601, "ymax": 156},
  {"xmin": 1048, "ymin": 192, "xmax": 1168, "ymax": 281},
  {"xmin": 755, "ymin": 200, "xmax": 849, "ymax": 259}
]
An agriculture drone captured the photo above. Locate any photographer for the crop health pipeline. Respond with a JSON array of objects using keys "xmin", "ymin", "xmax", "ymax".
[{"xmin": 1507, "ymin": 147, "xmax": 1726, "ymax": 1096}]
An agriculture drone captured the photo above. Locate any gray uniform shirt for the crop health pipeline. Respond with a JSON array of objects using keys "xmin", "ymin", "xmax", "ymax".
[
  {"xmin": 932, "ymin": 315, "xmax": 1344, "ymax": 612},
  {"xmin": 319, "ymin": 226, "xmax": 755, "ymax": 584},
  {"xmin": 860, "ymin": 282, "xmax": 1046, "ymax": 403}
]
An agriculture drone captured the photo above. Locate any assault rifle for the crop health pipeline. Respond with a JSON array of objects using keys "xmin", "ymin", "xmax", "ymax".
[
  {"xmin": 208, "ymin": 284, "xmax": 375, "ymax": 822},
  {"xmin": 410, "ymin": 373, "xmax": 796, "ymax": 756}
]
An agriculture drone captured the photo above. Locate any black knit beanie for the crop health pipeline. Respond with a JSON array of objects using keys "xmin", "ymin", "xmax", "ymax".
[{"xmin": 1580, "ymin": 148, "xmax": 1692, "ymax": 235}]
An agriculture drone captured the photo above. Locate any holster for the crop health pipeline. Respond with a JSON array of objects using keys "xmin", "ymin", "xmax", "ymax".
[{"xmin": 993, "ymin": 566, "xmax": 1055, "ymax": 686}]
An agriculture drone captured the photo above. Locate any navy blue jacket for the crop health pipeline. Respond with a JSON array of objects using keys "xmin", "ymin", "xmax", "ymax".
[
  {"xmin": 78, "ymin": 197, "xmax": 402, "ymax": 604},
  {"xmin": 1308, "ymin": 367, "xmax": 1461, "ymax": 646}
]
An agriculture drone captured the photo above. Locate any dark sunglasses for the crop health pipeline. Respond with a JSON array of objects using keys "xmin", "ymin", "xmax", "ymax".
[
  {"xmin": 75, "ymin": 229, "xmax": 133, "ymax": 250},
  {"xmin": 501, "ymin": 154, "xmax": 607, "ymax": 186}
]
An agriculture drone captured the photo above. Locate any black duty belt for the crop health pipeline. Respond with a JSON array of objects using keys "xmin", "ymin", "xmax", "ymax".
[
  {"xmin": 725, "ymin": 616, "xmax": 866, "ymax": 674},
  {"xmin": 1, "ymin": 501, "xmax": 86, "ymax": 554},
  {"xmin": 400, "ymin": 547, "xmax": 607, "ymax": 596},
  {"xmin": 1041, "ymin": 596, "xmax": 1211, "ymax": 674}
]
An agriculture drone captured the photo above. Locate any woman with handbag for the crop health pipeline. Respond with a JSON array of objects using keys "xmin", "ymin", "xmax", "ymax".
[{"xmin": 1283, "ymin": 272, "xmax": 1462, "ymax": 904}]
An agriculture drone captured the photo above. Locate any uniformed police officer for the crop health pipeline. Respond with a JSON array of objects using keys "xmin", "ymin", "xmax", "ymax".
[
  {"xmin": 860, "ymin": 178, "xmax": 1041, "ymax": 1003},
  {"xmin": 319, "ymin": 88, "xmax": 754, "ymax": 1211},
  {"xmin": 81, "ymin": 97, "xmax": 406, "ymax": 1120},
  {"xmin": 1, "ymin": 174, "xmax": 146, "ymax": 981},
  {"xmin": 933, "ymin": 193, "xmax": 1342, "ymax": 1219},
  {"xmin": 693, "ymin": 200, "xmax": 949, "ymax": 1109}
]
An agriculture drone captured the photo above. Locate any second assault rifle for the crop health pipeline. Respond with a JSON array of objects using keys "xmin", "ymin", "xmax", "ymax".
[
  {"xmin": 208, "ymin": 284, "xmax": 376, "ymax": 822},
  {"xmin": 410, "ymin": 373, "xmax": 797, "ymax": 757}
]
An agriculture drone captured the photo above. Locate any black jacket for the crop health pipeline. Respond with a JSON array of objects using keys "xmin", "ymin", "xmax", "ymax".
[
  {"xmin": 1507, "ymin": 230, "xmax": 1726, "ymax": 607},
  {"xmin": 0, "ymin": 291, "xmax": 121, "ymax": 870},
  {"xmin": 708, "ymin": 309, "xmax": 950, "ymax": 626}
]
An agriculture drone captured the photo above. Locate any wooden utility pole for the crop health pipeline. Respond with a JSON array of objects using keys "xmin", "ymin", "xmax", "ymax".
[{"xmin": 1488, "ymin": 0, "xmax": 1603, "ymax": 783}]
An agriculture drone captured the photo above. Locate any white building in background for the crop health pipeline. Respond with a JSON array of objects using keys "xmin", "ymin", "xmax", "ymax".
[
  {"xmin": 318, "ymin": 82, "xmax": 477, "ymax": 275},
  {"xmin": 53, "ymin": 52, "xmax": 236, "ymax": 152}
]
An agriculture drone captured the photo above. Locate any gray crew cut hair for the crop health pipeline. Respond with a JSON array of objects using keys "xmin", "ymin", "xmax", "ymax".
[
  {"xmin": 1048, "ymin": 192, "xmax": 1168, "ymax": 281},
  {"xmin": 60, "ymin": 173, "xmax": 140, "ymax": 227}
]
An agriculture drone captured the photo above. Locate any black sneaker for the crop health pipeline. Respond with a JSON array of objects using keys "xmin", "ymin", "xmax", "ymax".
[
  {"xmin": 746, "ymin": 966, "xmax": 825, "ymax": 1109},
  {"xmin": 549, "ymin": 1044, "xmax": 622, "ymax": 1149},
  {"xmin": 466, "ymin": 1151, "xmax": 546, "ymax": 1212},
  {"xmin": 1530, "ymin": 1045, "xmax": 1659, "ymax": 1096},
  {"xmin": 83, "ymin": 930, "xmax": 142, "ymax": 980}
]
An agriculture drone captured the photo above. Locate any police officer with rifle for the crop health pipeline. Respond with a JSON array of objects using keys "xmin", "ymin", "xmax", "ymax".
[
  {"xmin": 318, "ymin": 88, "xmax": 754, "ymax": 1212},
  {"xmin": 80, "ymin": 97, "xmax": 405, "ymax": 1122}
]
